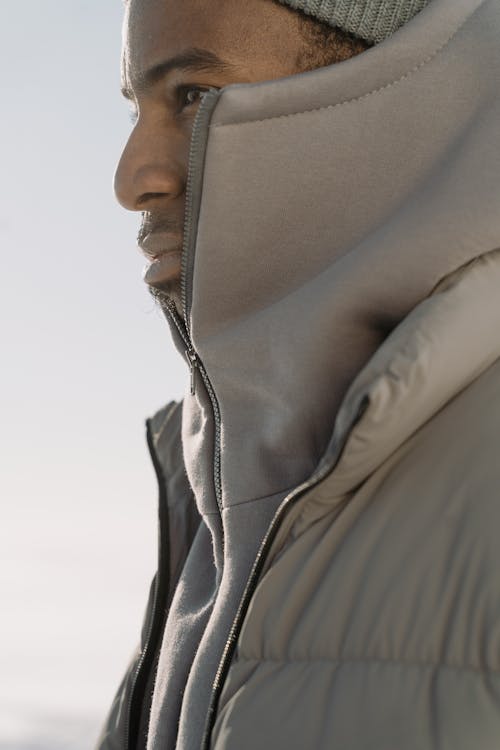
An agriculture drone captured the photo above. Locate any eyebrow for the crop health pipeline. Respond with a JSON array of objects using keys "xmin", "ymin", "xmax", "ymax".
[{"xmin": 121, "ymin": 47, "xmax": 235, "ymax": 99}]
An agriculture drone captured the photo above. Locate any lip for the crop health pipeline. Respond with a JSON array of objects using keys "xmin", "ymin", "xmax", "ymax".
[
  {"xmin": 137, "ymin": 231, "xmax": 183, "ymax": 288},
  {"xmin": 138, "ymin": 231, "xmax": 183, "ymax": 261},
  {"xmin": 142, "ymin": 249, "xmax": 182, "ymax": 287}
]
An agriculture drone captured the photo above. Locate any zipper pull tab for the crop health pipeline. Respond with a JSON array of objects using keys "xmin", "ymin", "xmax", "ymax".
[{"xmin": 186, "ymin": 348, "xmax": 198, "ymax": 396}]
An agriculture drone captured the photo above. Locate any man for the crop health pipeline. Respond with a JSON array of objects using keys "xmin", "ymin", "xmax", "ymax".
[{"xmin": 97, "ymin": 0, "xmax": 500, "ymax": 748}]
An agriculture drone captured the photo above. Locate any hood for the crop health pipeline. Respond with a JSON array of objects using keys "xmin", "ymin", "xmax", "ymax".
[{"xmin": 163, "ymin": 0, "xmax": 500, "ymax": 528}]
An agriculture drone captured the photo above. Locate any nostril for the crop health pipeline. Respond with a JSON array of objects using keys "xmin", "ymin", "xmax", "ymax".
[{"xmin": 137, "ymin": 192, "xmax": 170, "ymax": 208}]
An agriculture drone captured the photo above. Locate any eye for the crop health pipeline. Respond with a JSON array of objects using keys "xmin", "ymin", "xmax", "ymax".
[
  {"xmin": 184, "ymin": 87, "xmax": 204, "ymax": 107},
  {"xmin": 178, "ymin": 85, "xmax": 217, "ymax": 111}
]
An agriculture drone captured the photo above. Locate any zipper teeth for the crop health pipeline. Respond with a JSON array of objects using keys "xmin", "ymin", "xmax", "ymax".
[
  {"xmin": 125, "ymin": 416, "xmax": 173, "ymax": 750},
  {"xmin": 124, "ymin": 582, "xmax": 157, "ymax": 750},
  {"xmin": 166, "ymin": 301, "xmax": 224, "ymax": 513},
  {"xmin": 200, "ymin": 397, "xmax": 369, "ymax": 750},
  {"xmin": 166, "ymin": 299, "xmax": 191, "ymax": 349},
  {"xmin": 181, "ymin": 89, "xmax": 220, "ymax": 333},
  {"xmin": 124, "ymin": 512, "xmax": 158, "ymax": 747},
  {"xmin": 200, "ymin": 478, "xmax": 324, "ymax": 750},
  {"xmin": 197, "ymin": 366, "xmax": 223, "ymax": 511},
  {"xmin": 177, "ymin": 89, "xmax": 224, "ymax": 511}
]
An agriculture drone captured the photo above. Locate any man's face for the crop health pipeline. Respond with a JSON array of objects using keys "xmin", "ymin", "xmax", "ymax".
[{"xmin": 115, "ymin": 0, "xmax": 308, "ymax": 311}]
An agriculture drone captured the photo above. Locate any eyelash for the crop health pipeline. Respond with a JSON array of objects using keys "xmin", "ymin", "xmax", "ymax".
[
  {"xmin": 128, "ymin": 85, "xmax": 217, "ymax": 124},
  {"xmin": 176, "ymin": 85, "xmax": 217, "ymax": 111},
  {"xmin": 178, "ymin": 85, "xmax": 212, "ymax": 110}
]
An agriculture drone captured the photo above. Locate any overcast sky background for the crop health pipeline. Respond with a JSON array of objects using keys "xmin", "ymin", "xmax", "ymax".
[{"xmin": 0, "ymin": 3, "xmax": 188, "ymax": 748}]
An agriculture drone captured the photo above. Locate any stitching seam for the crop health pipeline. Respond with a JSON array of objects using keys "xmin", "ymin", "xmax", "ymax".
[
  {"xmin": 212, "ymin": 1, "xmax": 485, "ymax": 130},
  {"xmin": 236, "ymin": 654, "xmax": 500, "ymax": 676},
  {"xmin": 223, "ymin": 482, "xmax": 299, "ymax": 509}
]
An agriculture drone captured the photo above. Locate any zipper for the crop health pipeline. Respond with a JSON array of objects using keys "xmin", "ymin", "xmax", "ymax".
[
  {"xmin": 165, "ymin": 299, "xmax": 223, "ymax": 514},
  {"xmin": 181, "ymin": 88, "xmax": 221, "ymax": 332},
  {"xmin": 166, "ymin": 88, "xmax": 224, "ymax": 514},
  {"xmin": 200, "ymin": 396, "xmax": 369, "ymax": 750},
  {"xmin": 186, "ymin": 348, "xmax": 198, "ymax": 396},
  {"xmin": 124, "ymin": 416, "xmax": 173, "ymax": 750}
]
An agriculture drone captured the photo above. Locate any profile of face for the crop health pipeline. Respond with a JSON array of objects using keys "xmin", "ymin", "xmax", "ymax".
[{"xmin": 115, "ymin": 0, "xmax": 315, "ymax": 312}]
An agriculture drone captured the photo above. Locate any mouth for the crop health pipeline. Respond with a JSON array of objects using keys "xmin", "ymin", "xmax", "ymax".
[{"xmin": 138, "ymin": 231, "xmax": 183, "ymax": 288}]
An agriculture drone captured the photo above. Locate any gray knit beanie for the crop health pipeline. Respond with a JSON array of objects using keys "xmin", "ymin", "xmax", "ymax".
[{"xmin": 277, "ymin": 0, "xmax": 431, "ymax": 44}]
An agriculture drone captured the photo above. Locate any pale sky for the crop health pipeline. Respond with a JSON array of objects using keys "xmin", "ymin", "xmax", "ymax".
[{"xmin": 0, "ymin": 3, "xmax": 187, "ymax": 747}]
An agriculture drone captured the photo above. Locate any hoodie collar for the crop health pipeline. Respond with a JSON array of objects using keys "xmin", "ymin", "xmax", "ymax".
[{"xmin": 164, "ymin": 0, "xmax": 499, "ymax": 525}]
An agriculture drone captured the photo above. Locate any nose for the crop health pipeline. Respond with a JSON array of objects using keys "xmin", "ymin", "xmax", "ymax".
[{"xmin": 114, "ymin": 121, "xmax": 186, "ymax": 211}]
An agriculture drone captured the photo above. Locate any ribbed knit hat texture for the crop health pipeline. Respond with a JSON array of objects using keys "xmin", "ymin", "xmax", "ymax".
[{"xmin": 277, "ymin": 0, "xmax": 431, "ymax": 43}]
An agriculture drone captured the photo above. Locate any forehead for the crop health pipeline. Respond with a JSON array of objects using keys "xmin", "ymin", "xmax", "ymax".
[
  {"xmin": 125, "ymin": 0, "xmax": 205, "ymax": 62},
  {"xmin": 121, "ymin": 0, "xmax": 298, "ymax": 85},
  {"xmin": 124, "ymin": 0, "xmax": 245, "ymax": 74}
]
